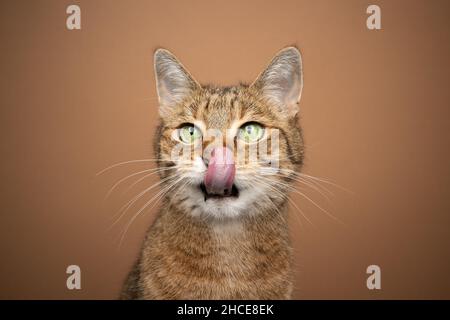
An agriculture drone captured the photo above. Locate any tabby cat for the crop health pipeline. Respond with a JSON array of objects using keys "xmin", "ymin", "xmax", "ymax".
[{"xmin": 120, "ymin": 46, "xmax": 304, "ymax": 299}]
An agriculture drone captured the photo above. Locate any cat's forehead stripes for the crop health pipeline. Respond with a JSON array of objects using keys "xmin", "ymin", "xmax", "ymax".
[
  {"xmin": 193, "ymin": 88, "xmax": 243, "ymax": 131},
  {"xmin": 170, "ymin": 87, "xmax": 282, "ymax": 143}
]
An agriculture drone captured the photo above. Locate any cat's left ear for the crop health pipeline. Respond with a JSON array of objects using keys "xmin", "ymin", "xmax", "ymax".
[
  {"xmin": 154, "ymin": 49, "xmax": 200, "ymax": 117},
  {"xmin": 251, "ymin": 47, "xmax": 303, "ymax": 117}
]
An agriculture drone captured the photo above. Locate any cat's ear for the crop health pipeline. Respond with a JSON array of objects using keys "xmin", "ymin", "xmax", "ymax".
[
  {"xmin": 154, "ymin": 49, "xmax": 200, "ymax": 117},
  {"xmin": 251, "ymin": 47, "xmax": 303, "ymax": 117}
]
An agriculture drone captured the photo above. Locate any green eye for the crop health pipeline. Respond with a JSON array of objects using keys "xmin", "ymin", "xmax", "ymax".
[
  {"xmin": 179, "ymin": 124, "xmax": 202, "ymax": 144},
  {"xmin": 238, "ymin": 122, "xmax": 264, "ymax": 143}
]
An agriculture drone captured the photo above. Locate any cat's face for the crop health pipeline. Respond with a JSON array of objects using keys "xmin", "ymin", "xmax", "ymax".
[{"xmin": 153, "ymin": 47, "xmax": 304, "ymax": 219}]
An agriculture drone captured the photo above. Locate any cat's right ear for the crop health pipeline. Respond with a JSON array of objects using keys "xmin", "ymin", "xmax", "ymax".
[{"xmin": 153, "ymin": 49, "xmax": 200, "ymax": 117}]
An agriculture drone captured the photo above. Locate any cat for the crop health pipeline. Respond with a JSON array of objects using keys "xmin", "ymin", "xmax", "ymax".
[{"xmin": 120, "ymin": 46, "xmax": 304, "ymax": 299}]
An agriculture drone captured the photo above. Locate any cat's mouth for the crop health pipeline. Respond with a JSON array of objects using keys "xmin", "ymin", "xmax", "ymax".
[{"xmin": 199, "ymin": 183, "xmax": 240, "ymax": 201}]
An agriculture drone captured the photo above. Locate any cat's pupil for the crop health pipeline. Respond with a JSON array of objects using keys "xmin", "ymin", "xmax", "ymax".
[
  {"xmin": 188, "ymin": 127, "xmax": 194, "ymax": 135},
  {"xmin": 246, "ymin": 126, "xmax": 253, "ymax": 134}
]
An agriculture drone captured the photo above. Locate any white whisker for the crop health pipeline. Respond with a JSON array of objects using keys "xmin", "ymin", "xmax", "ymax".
[
  {"xmin": 257, "ymin": 175, "xmax": 345, "ymax": 226},
  {"xmin": 118, "ymin": 176, "xmax": 185, "ymax": 249},
  {"xmin": 96, "ymin": 158, "xmax": 171, "ymax": 176},
  {"xmin": 104, "ymin": 166, "xmax": 175, "ymax": 199},
  {"xmin": 121, "ymin": 166, "xmax": 177, "ymax": 195},
  {"xmin": 109, "ymin": 173, "xmax": 177, "ymax": 228},
  {"xmin": 251, "ymin": 178, "xmax": 313, "ymax": 227}
]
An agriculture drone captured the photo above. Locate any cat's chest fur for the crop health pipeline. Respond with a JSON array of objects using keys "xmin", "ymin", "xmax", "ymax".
[{"xmin": 124, "ymin": 205, "xmax": 293, "ymax": 299}]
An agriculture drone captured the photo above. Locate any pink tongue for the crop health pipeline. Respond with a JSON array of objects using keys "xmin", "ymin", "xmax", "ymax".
[{"xmin": 204, "ymin": 147, "xmax": 236, "ymax": 196}]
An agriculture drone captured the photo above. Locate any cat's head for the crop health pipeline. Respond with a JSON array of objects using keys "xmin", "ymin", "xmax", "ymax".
[{"xmin": 153, "ymin": 47, "xmax": 304, "ymax": 220}]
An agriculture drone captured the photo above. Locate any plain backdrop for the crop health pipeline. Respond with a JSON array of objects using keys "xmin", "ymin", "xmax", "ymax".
[{"xmin": 0, "ymin": 0, "xmax": 449, "ymax": 299}]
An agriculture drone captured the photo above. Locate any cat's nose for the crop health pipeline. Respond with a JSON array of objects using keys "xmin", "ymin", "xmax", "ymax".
[{"xmin": 204, "ymin": 147, "xmax": 235, "ymax": 196}]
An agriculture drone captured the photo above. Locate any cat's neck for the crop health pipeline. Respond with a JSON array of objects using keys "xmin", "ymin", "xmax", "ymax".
[
  {"xmin": 157, "ymin": 197, "xmax": 291, "ymax": 243},
  {"xmin": 139, "ymin": 197, "xmax": 293, "ymax": 299}
]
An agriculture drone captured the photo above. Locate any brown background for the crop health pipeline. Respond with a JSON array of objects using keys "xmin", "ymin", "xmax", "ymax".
[{"xmin": 0, "ymin": 0, "xmax": 449, "ymax": 299}]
